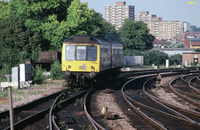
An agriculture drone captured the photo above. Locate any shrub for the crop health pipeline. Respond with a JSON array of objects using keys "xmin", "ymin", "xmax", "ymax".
[
  {"xmin": 32, "ymin": 65, "xmax": 46, "ymax": 84},
  {"xmin": 50, "ymin": 60, "xmax": 64, "ymax": 80},
  {"xmin": 143, "ymin": 50, "xmax": 168, "ymax": 66},
  {"xmin": 169, "ymin": 54, "xmax": 182, "ymax": 65}
]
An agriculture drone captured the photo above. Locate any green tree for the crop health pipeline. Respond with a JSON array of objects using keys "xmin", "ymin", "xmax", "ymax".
[
  {"xmin": 50, "ymin": 60, "xmax": 64, "ymax": 80},
  {"xmin": 66, "ymin": 0, "xmax": 94, "ymax": 36},
  {"xmin": 119, "ymin": 20, "xmax": 155, "ymax": 54},
  {"xmin": 195, "ymin": 48, "xmax": 200, "ymax": 52},
  {"xmin": 0, "ymin": 0, "xmax": 119, "ymax": 52},
  {"xmin": 169, "ymin": 54, "xmax": 182, "ymax": 65},
  {"xmin": 0, "ymin": 16, "xmax": 41, "ymax": 53},
  {"xmin": 4, "ymin": 0, "xmax": 73, "ymax": 51},
  {"xmin": 191, "ymin": 25, "xmax": 200, "ymax": 32},
  {"xmin": 90, "ymin": 12, "xmax": 118, "ymax": 39},
  {"xmin": 0, "ymin": 15, "xmax": 41, "ymax": 68},
  {"xmin": 143, "ymin": 50, "xmax": 168, "ymax": 66},
  {"xmin": 0, "ymin": 1, "xmax": 12, "ymax": 19}
]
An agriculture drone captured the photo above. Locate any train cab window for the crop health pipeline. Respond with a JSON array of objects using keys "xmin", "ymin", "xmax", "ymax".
[
  {"xmin": 77, "ymin": 46, "xmax": 86, "ymax": 60},
  {"xmin": 65, "ymin": 45, "xmax": 75, "ymax": 60},
  {"xmin": 87, "ymin": 46, "xmax": 97, "ymax": 61}
]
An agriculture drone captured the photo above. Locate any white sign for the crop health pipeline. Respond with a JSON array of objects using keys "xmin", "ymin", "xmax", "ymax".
[{"xmin": 0, "ymin": 82, "xmax": 19, "ymax": 88}]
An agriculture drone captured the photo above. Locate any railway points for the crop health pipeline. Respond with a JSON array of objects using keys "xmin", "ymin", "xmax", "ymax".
[{"xmin": 1, "ymin": 67, "xmax": 200, "ymax": 129}]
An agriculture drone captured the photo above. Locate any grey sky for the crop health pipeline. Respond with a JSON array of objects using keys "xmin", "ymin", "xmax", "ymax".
[{"xmin": 80, "ymin": 0, "xmax": 200, "ymax": 27}]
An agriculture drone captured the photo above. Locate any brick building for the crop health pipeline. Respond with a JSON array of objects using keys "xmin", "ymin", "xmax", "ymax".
[{"xmin": 182, "ymin": 52, "xmax": 200, "ymax": 66}]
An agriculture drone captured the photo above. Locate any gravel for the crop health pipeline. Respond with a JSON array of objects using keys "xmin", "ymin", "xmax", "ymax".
[{"xmin": 0, "ymin": 80, "xmax": 66, "ymax": 112}]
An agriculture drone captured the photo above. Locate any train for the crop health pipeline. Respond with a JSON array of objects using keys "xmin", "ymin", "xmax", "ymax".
[{"xmin": 61, "ymin": 35, "xmax": 123, "ymax": 86}]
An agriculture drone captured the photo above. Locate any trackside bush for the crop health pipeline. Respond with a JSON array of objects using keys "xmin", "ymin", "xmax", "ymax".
[
  {"xmin": 50, "ymin": 60, "xmax": 64, "ymax": 80},
  {"xmin": 32, "ymin": 65, "xmax": 46, "ymax": 84}
]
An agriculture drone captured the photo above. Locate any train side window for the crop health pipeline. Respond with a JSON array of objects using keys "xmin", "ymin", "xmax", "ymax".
[
  {"xmin": 65, "ymin": 45, "xmax": 75, "ymax": 60},
  {"xmin": 77, "ymin": 46, "xmax": 86, "ymax": 60},
  {"xmin": 87, "ymin": 46, "xmax": 97, "ymax": 61}
]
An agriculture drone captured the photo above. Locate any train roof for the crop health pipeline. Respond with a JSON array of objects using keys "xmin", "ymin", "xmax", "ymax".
[{"xmin": 63, "ymin": 36, "xmax": 122, "ymax": 46}]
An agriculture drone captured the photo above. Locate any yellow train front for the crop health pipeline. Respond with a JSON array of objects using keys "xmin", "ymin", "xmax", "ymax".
[{"xmin": 62, "ymin": 36, "xmax": 123, "ymax": 87}]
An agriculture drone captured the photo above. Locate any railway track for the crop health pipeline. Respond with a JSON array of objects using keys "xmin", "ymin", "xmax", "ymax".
[
  {"xmin": 189, "ymin": 76, "xmax": 200, "ymax": 90},
  {"xmin": 0, "ymin": 89, "xmax": 67, "ymax": 130},
  {"xmin": 145, "ymin": 77, "xmax": 200, "ymax": 124},
  {"xmin": 121, "ymin": 75, "xmax": 200, "ymax": 129},
  {"xmin": 85, "ymin": 77, "xmax": 154, "ymax": 129},
  {"xmin": 1, "ymin": 67, "xmax": 200, "ymax": 129},
  {"xmin": 49, "ymin": 88, "xmax": 91, "ymax": 130},
  {"xmin": 170, "ymin": 75, "xmax": 200, "ymax": 108}
]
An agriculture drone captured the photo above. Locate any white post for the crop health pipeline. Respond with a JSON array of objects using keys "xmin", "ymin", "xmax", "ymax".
[
  {"xmin": 166, "ymin": 59, "xmax": 169, "ymax": 68},
  {"xmin": 185, "ymin": 60, "xmax": 188, "ymax": 67}
]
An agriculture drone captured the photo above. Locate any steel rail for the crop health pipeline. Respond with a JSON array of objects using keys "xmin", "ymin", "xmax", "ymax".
[
  {"xmin": 181, "ymin": 74, "xmax": 199, "ymax": 83},
  {"xmin": 1, "ymin": 89, "xmax": 67, "ymax": 130},
  {"xmin": 143, "ymin": 77, "xmax": 200, "ymax": 126},
  {"xmin": 83, "ymin": 89, "xmax": 105, "ymax": 130},
  {"xmin": 190, "ymin": 77, "xmax": 200, "ymax": 88},
  {"xmin": 0, "ymin": 89, "xmax": 67, "ymax": 119},
  {"xmin": 49, "ymin": 89, "xmax": 89, "ymax": 130},
  {"xmin": 188, "ymin": 76, "xmax": 200, "ymax": 94},
  {"xmin": 121, "ymin": 75, "xmax": 167, "ymax": 130},
  {"xmin": 169, "ymin": 76, "xmax": 200, "ymax": 107},
  {"xmin": 143, "ymin": 77, "xmax": 200, "ymax": 122},
  {"xmin": 4, "ymin": 106, "xmax": 50, "ymax": 130}
]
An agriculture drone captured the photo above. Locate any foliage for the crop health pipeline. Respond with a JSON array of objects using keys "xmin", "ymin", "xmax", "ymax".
[
  {"xmin": 0, "ymin": 15, "xmax": 41, "ymax": 72},
  {"xmin": 32, "ymin": 65, "xmax": 46, "ymax": 84},
  {"xmin": 0, "ymin": 68, "xmax": 9, "ymax": 83},
  {"xmin": 2, "ymin": 0, "xmax": 73, "ymax": 51},
  {"xmin": 0, "ymin": 0, "xmax": 119, "ymax": 52},
  {"xmin": 124, "ymin": 50, "xmax": 143, "ymax": 56},
  {"xmin": 66, "ymin": 0, "xmax": 94, "ymax": 36},
  {"xmin": 190, "ymin": 62, "xmax": 197, "ymax": 67},
  {"xmin": 191, "ymin": 25, "xmax": 200, "ymax": 32},
  {"xmin": 195, "ymin": 48, "xmax": 200, "ymax": 52},
  {"xmin": 90, "ymin": 12, "xmax": 118, "ymax": 40},
  {"xmin": 169, "ymin": 54, "xmax": 182, "ymax": 65},
  {"xmin": 0, "ymin": 15, "xmax": 41, "ymax": 53},
  {"xmin": 0, "ymin": 1, "xmax": 12, "ymax": 19},
  {"xmin": 0, "ymin": 89, "xmax": 8, "ymax": 98},
  {"xmin": 50, "ymin": 60, "xmax": 64, "ymax": 80},
  {"xmin": 143, "ymin": 50, "xmax": 168, "ymax": 66},
  {"xmin": 169, "ymin": 40, "xmax": 184, "ymax": 48},
  {"xmin": 119, "ymin": 19, "xmax": 155, "ymax": 54}
]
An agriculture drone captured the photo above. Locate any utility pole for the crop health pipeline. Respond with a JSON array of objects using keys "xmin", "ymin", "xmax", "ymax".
[{"xmin": 4, "ymin": 75, "xmax": 14, "ymax": 130}]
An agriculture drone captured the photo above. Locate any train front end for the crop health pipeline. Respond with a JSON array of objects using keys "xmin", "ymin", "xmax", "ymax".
[{"xmin": 62, "ymin": 36, "xmax": 100, "ymax": 86}]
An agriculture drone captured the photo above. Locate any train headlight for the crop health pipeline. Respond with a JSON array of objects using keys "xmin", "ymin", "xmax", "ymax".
[
  {"xmin": 65, "ymin": 70, "xmax": 71, "ymax": 76},
  {"xmin": 89, "ymin": 71, "xmax": 96, "ymax": 78},
  {"xmin": 91, "ymin": 66, "xmax": 95, "ymax": 69}
]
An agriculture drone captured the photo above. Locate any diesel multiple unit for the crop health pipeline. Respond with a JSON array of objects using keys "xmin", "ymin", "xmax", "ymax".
[{"xmin": 62, "ymin": 36, "xmax": 123, "ymax": 86}]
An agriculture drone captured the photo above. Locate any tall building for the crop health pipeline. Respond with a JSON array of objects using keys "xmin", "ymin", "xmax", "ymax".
[
  {"xmin": 135, "ymin": 11, "xmax": 163, "ymax": 22},
  {"xmin": 183, "ymin": 22, "xmax": 191, "ymax": 32},
  {"xmin": 105, "ymin": 1, "xmax": 135, "ymax": 30},
  {"xmin": 135, "ymin": 11, "xmax": 187, "ymax": 40}
]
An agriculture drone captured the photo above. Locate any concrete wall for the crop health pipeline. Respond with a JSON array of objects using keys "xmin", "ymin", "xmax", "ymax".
[
  {"xmin": 123, "ymin": 56, "xmax": 143, "ymax": 66},
  {"xmin": 153, "ymin": 48, "xmax": 196, "ymax": 56}
]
